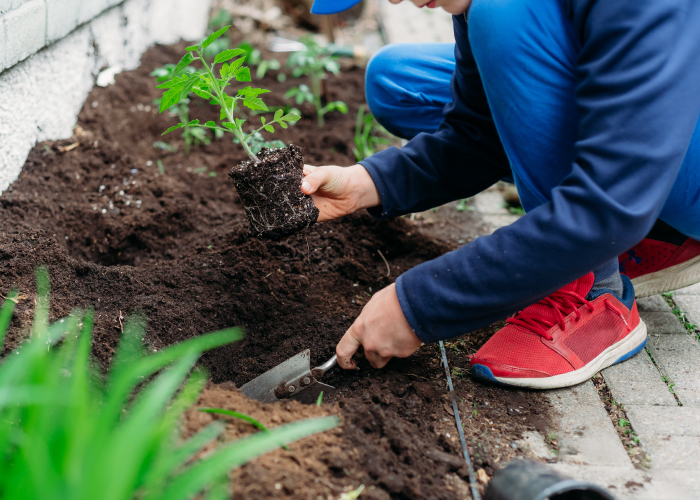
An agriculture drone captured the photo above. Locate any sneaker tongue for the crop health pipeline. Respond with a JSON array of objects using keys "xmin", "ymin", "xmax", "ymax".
[
  {"xmin": 562, "ymin": 272, "xmax": 595, "ymax": 297},
  {"xmin": 516, "ymin": 272, "xmax": 595, "ymax": 329}
]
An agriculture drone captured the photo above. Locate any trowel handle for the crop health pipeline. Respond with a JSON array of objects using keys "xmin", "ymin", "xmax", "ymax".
[{"xmin": 312, "ymin": 355, "xmax": 337, "ymax": 378}]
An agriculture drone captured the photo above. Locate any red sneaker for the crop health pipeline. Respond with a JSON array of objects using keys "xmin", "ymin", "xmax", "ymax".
[
  {"xmin": 619, "ymin": 238, "xmax": 700, "ymax": 298},
  {"xmin": 469, "ymin": 272, "xmax": 647, "ymax": 389}
]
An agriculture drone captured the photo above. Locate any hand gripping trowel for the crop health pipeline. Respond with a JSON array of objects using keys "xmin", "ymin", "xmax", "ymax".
[{"xmin": 239, "ymin": 351, "xmax": 338, "ymax": 404}]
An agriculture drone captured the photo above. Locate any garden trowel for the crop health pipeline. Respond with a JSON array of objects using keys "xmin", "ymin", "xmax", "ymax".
[{"xmin": 240, "ymin": 350, "xmax": 337, "ymax": 404}]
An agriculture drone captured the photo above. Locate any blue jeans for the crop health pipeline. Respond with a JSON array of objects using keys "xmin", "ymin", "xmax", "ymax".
[{"xmin": 365, "ymin": 10, "xmax": 700, "ymax": 242}]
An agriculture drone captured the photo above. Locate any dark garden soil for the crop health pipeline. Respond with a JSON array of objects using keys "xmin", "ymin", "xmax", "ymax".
[{"xmin": 0, "ymin": 41, "xmax": 555, "ymax": 498}]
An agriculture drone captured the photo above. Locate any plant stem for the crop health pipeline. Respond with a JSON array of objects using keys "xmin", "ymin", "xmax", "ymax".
[
  {"xmin": 311, "ymin": 72, "xmax": 324, "ymax": 128},
  {"xmin": 199, "ymin": 53, "xmax": 259, "ymax": 162}
]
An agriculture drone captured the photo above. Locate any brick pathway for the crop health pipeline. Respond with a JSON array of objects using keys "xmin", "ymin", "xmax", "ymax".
[{"xmin": 375, "ymin": 5, "xmax": 700, "ymax": 498}]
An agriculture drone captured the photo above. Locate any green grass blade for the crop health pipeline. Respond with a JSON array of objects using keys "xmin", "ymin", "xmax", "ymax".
[
  {"xmin": 199, "ymin": 407, "xmax": 291, "ymax": 450},
  {"xmin": 0, "ymin": 289, "xmax": 18, "ymax": 350},
  {"xmin": 161, "ymin": 416, "xmax": 341, "ymax": 500}
]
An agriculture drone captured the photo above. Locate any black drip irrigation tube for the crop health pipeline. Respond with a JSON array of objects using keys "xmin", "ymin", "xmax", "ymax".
[{"xmin": 439, "ymin": 340, "xmax": 481, "ymax": 500}]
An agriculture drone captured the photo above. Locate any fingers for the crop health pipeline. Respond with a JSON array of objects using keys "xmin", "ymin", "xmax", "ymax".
[
  {"xmin": 365, "ymin": 350, "xmax": 391, "ymax": 369},
  {"xmin": 336, "ymin": 330, "xmax": 360, "ymax": 369},
  {"xmin": 301, "ymin": 167, "xmax": 333, "ymax": 195},
  {"xmin": 302, "ymin": 164, "xmax": 317, "ymax": 177}
]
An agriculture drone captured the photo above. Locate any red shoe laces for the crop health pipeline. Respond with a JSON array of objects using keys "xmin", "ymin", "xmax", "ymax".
[{"xmin": 507, "ymin": 290, "xmax": 629, "ymax": 340}]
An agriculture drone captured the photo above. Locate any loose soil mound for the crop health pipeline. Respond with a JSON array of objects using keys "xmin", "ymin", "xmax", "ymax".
[{"xmin": 0, "ymin": 42, "xmax": 553, "ymax": 498}]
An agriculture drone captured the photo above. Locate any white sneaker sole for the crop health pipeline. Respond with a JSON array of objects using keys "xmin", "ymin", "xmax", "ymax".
[
  {"xmin": 475, "ymin": 320, "xmax": 647, "ymax": 390},
  {"xmin": 631, "ymin": 255, "xmax": 700, "ymax": 298}
]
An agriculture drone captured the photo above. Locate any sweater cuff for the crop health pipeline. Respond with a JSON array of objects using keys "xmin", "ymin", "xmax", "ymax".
[
  {"xmin": 395, "ymin": 274, "xmax": 433, "ymax": 344},
  {"xmin": 359, "ymin": 147, "xmax": 403, "ymax": 220}
]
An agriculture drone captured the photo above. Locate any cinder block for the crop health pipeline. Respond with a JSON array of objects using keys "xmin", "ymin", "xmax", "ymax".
[
  {"xmin": 0, "ymin": 0, "xmax": 27, "ymax": 16},
  {"xmin": 639, "ymin": 311, "xmax": 686, "ymax": 334},
  {"xmin": 547, "ymin": 381, "xmax": 631, "ymax": 466},
  {"xmin": 636, "ymin": 295, "xmax": 671, "ymax": 313},
  {"xmin": 647, "ymin": 334, "xmax": 700, "ymax": 407},
  {"xmin": 46, "ymin": 0, "xmax": 122, "ymax": 44},
  {"xmin": 673, "ymin": 294, "xmax": 700, "ymax": 330},
  {"xmin": 603, "ymin": 349, "xmax": 677, "ymax": 406},
  {"xmin": 0, "ymin": 0, "xmax": 46, "ymax": 72}
]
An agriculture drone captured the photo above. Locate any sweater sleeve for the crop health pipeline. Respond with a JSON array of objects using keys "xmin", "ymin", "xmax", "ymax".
[
  {"xmin": 394, "ymin": 0, "xmax": 700, "ymax": 343},
  {"xmin": 359, "ymin": 15, "xmax": 511, "ymax": 219}
]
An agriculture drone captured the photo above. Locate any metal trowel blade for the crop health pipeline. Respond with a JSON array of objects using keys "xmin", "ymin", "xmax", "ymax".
[
  {"xmin": 290, "ymin": 381, "xmax": 336, "ymax": 405},
  {"xmin": 239, "ymin": 349, "xmax": 311, "ymax": 404}
]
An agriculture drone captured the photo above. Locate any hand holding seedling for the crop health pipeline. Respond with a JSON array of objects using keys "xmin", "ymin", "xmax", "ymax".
[
  {"xmin": 156, "ymin": 25, "xmax": 299, "ymax": 162},
  {"xmin": 301, "ymin": 164, "xmax": 380, "ymax": 222},
  {"xmin": 336, "ymin": 283, "xmax": 423, "ymax": 369}
]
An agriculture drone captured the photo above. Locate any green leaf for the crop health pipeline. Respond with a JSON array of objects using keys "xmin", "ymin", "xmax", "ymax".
[
  {"xmin": 213, "ymin": 48, "xmax": 245, "ymax": 64},
  {"xmin": 202, "ymin": 26, "xmax": 230, "ymax": 50},
  {"xmin": 192, "ymin": 88, "xmax": 215, "ymax": 100},
  {"xmin": 235, "ymin": 118, "xmax": 246, "ymax": 128},
  {"xmin": 229, "ymin": 57, "xmax": 245, "ymax": 73},
  {"xmin": 243, "ymin": 97, "xmax": 267, "ymax": 111},
  {"xmin": 234, "ymin": 67, "xmax": 251, "ymax": 82},
  {"xmin": 187, "ymin": 119, "xmax": 200, "ymax": 126},
  {"xmin": 162, "ymin": 123, "xmax": 186, "ymax": 135},
  {"xmin": 316, "ymin": 391, "xmax": 323, "ymax": 406},
  {"xmin": 173, "ymin": 52, "xmax": 195, "ymax": 77},
  {"xmin": 260, "ymin": 116, "xmax": 266, "ymax": 125},
  {"xmin": 186, "ymin": 45, "xmax": 199, "ymax": 52},
  {"xmin": 160, "ymin": 416, "xmax": 341, "ymax": 500},
  {"xmin": 205, "ymin": 121, "xmax": 217, "ymax": 128},
  {"xmin": 279, "ymin": 121, "xmax": 288, "ymax": 129},
  {"xmin": 223, "ymin": 122, "xmax": 236, "ymax": 129},
  {"xmin": 159, "ymin": 88, "xmax": 183, "ymax": 112},
  {"xmin": 180, "ymin": 77, "xmax": 198, "ymax": 99},
  {"xmin": 274, "ymin": 109, "xmax": 284, "ymax": 121},
  {"xmin": 281, "ymin": 112, "xmax": 301, "ymax": 122},
  {"xmin": 219, "ymin": 62, "xmax": 229, "ymax": 80},
  {"xmin": 264, "ymin": 125, "xmax": 274, "ymax": 133}
]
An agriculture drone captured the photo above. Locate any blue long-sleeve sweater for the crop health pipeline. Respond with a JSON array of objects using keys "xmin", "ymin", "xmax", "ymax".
[{"xmin": 359, "ymin": 1, "xmax": 700, "ymax": 344}]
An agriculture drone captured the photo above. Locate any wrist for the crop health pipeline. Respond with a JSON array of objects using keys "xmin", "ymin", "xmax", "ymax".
[{"xmin": 347, "ymin": 164, "xmax": 381, "ymax": 212}]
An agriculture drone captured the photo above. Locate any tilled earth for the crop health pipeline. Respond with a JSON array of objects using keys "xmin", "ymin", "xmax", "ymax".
[{"xmin": 0, "ymin": 40, "xmax": 555, "ymax": 498}]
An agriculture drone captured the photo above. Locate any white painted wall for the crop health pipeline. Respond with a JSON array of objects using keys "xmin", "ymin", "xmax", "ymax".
[{"xmin": 0, "ymin": 0, "xmax": 210, "ymax": 193}]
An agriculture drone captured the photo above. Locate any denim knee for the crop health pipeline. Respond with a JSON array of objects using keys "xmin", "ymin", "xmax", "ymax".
[{"xmin": 365, "ymin": 44, "xmax": 413, "ymax": 136}]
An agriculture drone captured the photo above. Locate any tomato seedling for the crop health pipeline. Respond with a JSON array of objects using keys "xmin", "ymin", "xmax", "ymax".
[
  {"xmin": 156, "ymin": 26, "xmax": 299, "ymax": 162},
  {"xmin": 352, "ymin": 105, "xmax": 393, "ymax": 161},
  {"xmin": 285, "ymin": 36, "xmax": 347, "ymax": 127}
]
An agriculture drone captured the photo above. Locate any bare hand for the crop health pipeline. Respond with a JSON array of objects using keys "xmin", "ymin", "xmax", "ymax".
[
  {"xmin": 336, "ymin": 283, "xmax": 423, "ymax": 369},
  {"xmin": 301, "ymin": 164, "xmax": 380, "ymax": 222}
]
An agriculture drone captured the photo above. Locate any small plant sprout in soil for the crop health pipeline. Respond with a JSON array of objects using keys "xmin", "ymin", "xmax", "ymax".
[
  {"xmin": 285, "ymin": 36, "xmax": 348, "ymax": 127},
  {"xmin": 156, "ymin": 26, "xmax": 319, "ymax": 240},
  {"xmin": 352, "ymin": 104, "xmax": 393, "ymax": 161}
]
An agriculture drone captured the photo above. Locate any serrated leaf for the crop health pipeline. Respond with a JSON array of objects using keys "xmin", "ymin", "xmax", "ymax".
[
  {"xmin": 159, "ymin": 88, "xmax": 182, "ymax": 113},
  {"xmin": 219, "ymin": 62, "xmax": 229, "ymax": 80},
  {"xmin": 214, "ymin": 48, "xmax": 245, "ymax": 64},
  {"xmin": 235, "ymin": 118, "xmax": 246, "ymax": 128},
  {"xmin": 264, "ymin": 125, "xmax": 274, "ymax": 133},
  {"xmin": 229, "ymin": 57, "xmax": 245, "ymax": 72},
  {"xmin": 186, "ymin": 45, "xmax": 199, "ymax": 52},
  {"xmin": 180, "ymin": 77, "xmax": 198, "ymax": 99},
  {"xmin": 205, "ymin": 121, "xmax": 217, "ymax": 128},
  {"xmin": 173, "ymin": 52, "xmax": 195, "ymax": 76},
  {"xmin": 223, "ymin": 122, "xmax": 236, "ymax": 129},
  {"xmin": 202, "ymin": 26, "xmax": 230, "ymax": 50},
  {"xmin": 243, "ymin": 97, "xmax": 267, "ymax": 111},
  {"xmin": 274, "ymin": 109, "xmax": 284, "ymax": 121},
  {"xmin": 220, "ymin": 107, "xmax": 228, "ymax": 121},
  {"xmin": 234, "ymin": 67, "xmax": 251, "ymax": 82},
  {"xmin": 162, "ymin": 123, "xmax": 186, "ymax": 135},
  {"xmin": 156, "ymin": 75, "xmax": 186, "ymax": 90},
  {"xmin": 281, "ymin": 112, "xmax": 301, "ymax": 122},
  {"xmin": 192, "ymin": 88, "xmax": 214, "ymax": 100},
  {"xmin": 187, "ymin": 119, "xmax": 200, "ymax": 126}
]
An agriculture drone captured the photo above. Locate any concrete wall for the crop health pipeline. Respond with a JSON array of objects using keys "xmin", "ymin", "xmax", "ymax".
[{"xmin": 0, "ymin": 0, "xmax": 210, "ymax": 192}]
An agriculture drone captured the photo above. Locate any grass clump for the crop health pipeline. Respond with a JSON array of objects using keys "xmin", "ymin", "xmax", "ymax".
[{"xmin": 0, "ymin": 267, "xmax": 340, "ymax": 499}]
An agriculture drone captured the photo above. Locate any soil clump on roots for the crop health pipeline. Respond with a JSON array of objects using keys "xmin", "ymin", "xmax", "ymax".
[
  {"xmin": 229, "ymin": 144, "xmax": 318, "ymax": 239},
  {"xmin": 0, "ymin": 42, "xmax": 554, "ymax": 498}
]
